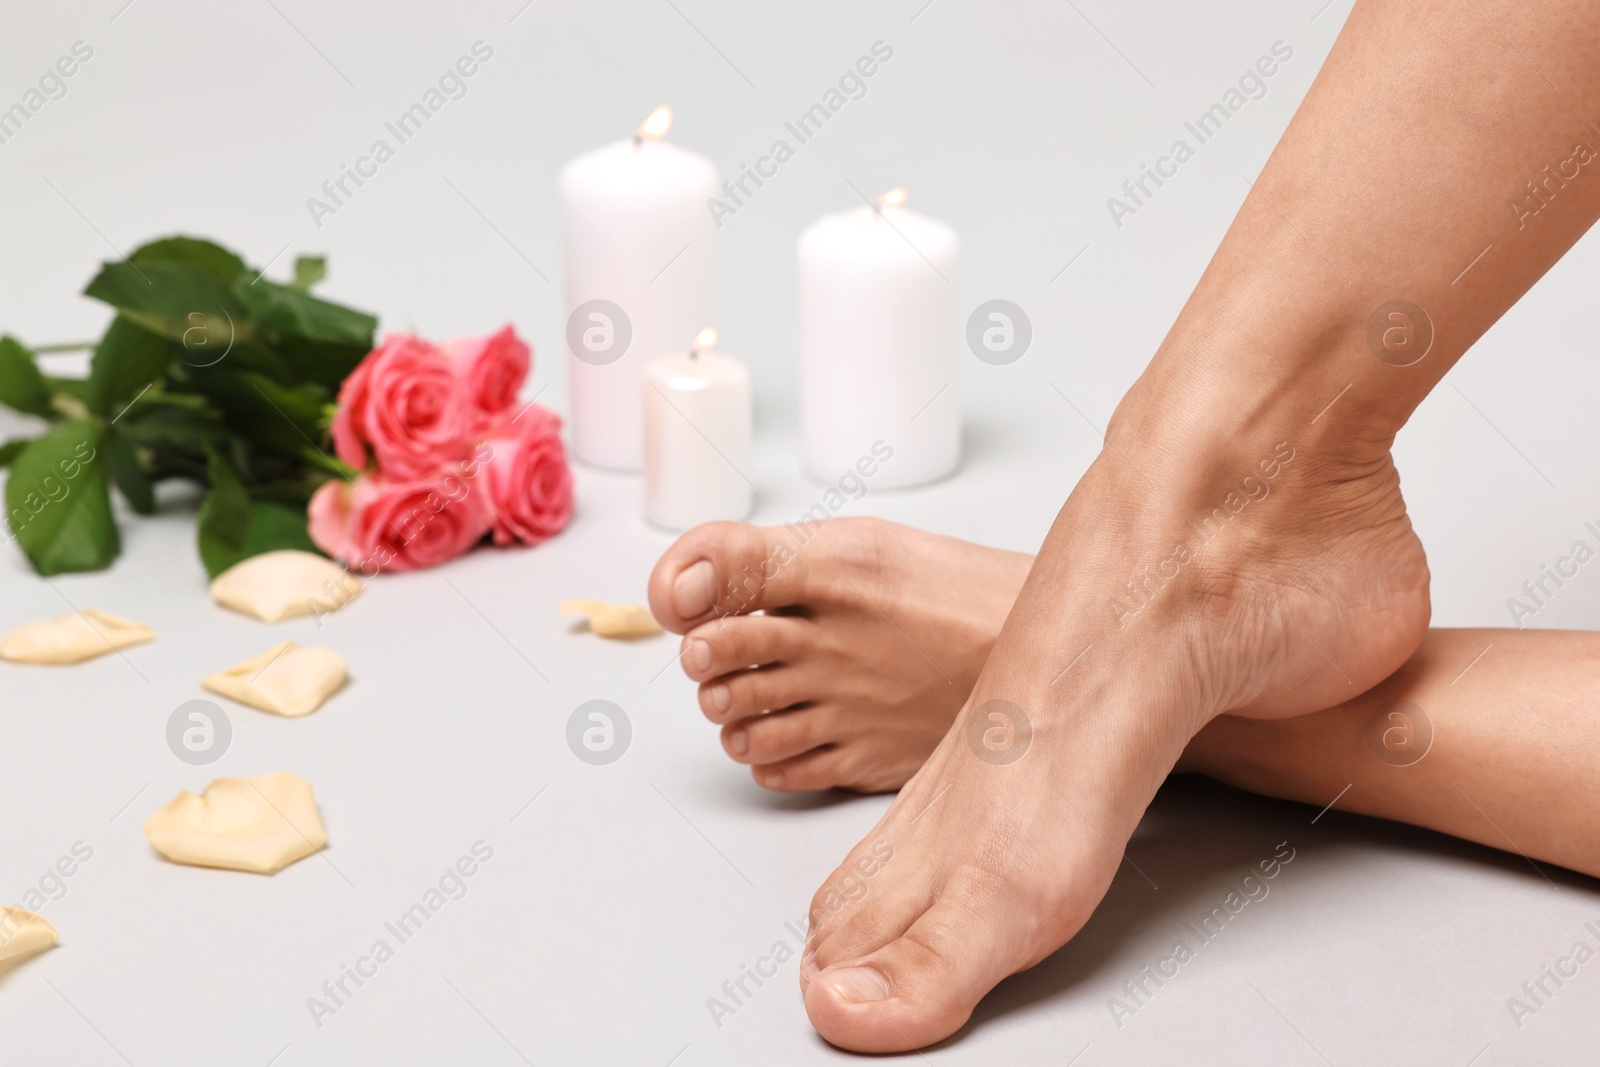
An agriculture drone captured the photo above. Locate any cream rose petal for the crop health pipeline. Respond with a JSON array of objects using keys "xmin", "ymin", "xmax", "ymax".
[
  {"xmin": 0, "ymin": 906, "xmax": 58, "ymax": 969},
  {"xmin": 209, "ymin": 550, "xmax": 362, "ymax": 623},
  {"xmin": 0, "ymin": 609, "xmax": 155, "ymax": 665},
  {"xmin": 144, "ymin": 771, "xmax": 328, "ymax": 874},
  {"xmin": 202, "ymin": 642, "xmax": 347, "ymax": 717},
  {"xmin": 559, "ymin": 599, "xmax": 664, "ymax": 638}
]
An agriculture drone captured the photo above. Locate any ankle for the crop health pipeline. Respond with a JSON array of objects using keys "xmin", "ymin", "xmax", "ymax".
[{"xmin": 1106, "ymin": 282, "xmax": 1434, "ymax": 471}]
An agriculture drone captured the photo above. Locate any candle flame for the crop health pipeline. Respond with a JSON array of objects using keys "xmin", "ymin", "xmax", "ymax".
[
  {"xmin": 692, "ymin": 327, "xmax": 718, "ymax": 352},
  {"xmin": 876, "ymin": 186, "xmax": 908, "ymax": 209},
  {"xmin": 636, "ymin": 105, "xmax": 673, "ymax": 142}
]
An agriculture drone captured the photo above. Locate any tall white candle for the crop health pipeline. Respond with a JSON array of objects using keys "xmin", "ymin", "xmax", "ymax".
[
  {"xmin": 797, "ymin": 189, "xmax": 959, "ymax": 489},
  {"xmin": 561, "ymin": 106, "xmax": 721, "ymax": 471},
  {"xmin": 643, "ymin": 328, "xmax": 753, "ymax": 530}
]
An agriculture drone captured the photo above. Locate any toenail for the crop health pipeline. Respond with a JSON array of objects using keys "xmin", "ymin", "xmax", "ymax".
[
  {"xmin": 674, "ymin": 560, "xmax": 717, "ymax": 619},
  {"xmin": 821, "ymin": 966, "xmax": 890, "ymax": 1004},
  {"xmin": 708, "ymin": 683, "xmax": 731, "ymax": 713},
  {"xmin": 760, "ymin": 768, "xmax": 786, "ymax": 789},
  {"xmin": 801, "ymin": 951, "xmax": 819, "ymax": 985},
  {"xmin": 685, "ymin": 638, "xmax": 712, "ymax": 673},
  {"xmin": 728, "ymin": 729, "xmax": 749, "ymax": 755}
]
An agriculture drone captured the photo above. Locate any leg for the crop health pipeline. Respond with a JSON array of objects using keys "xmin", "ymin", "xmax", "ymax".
[
  {"xmin": 1182, "ymin": 628, "xmax": 1600, "ymax": 880},
  {"xmin": 804, "ymin": 0, "xmax": 1600, "ymax": 1050}
]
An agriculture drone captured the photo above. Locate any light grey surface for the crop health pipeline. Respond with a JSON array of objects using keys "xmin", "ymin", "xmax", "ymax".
[{"xmin": 2, "ymin": 0, "xmax": 1599, "ymax": 1063}]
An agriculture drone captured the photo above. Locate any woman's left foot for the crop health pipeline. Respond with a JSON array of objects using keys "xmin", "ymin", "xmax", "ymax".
[{"xmin": 647, "ymin": 517, "xmax": 1030, "ymax": 793}]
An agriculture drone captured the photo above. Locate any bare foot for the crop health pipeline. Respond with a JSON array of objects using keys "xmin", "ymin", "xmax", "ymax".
[
  {"xmin": 647, "ymin": 517, "xmax": 1030, "ymax": 793},
  {"xmin": 799, "ymin": 434, "xmax": 1432, "ymax": 1050}
]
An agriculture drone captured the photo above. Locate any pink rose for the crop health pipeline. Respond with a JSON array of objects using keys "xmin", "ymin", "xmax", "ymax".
[
  {"xmin": 444, "ymin": 325, "xmax": 531, "ymax": 435},
  {"xmin": 308, "ymin": 465, "xmax": 493, "ymax": 574},
  {"xmin": 481, "ymin": 406, "xmax": 574, "ymax": 546},
  {"xmin": 331, "ymin": 334, "xmax": 468, "ymax": 478}
]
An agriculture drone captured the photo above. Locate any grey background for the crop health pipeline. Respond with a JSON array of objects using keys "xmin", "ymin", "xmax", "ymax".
[{"xmin": 1, "ymin": 0, "xmax": 1597, "ymax": 1063}]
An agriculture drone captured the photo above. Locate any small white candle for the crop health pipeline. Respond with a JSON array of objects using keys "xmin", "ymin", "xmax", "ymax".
[
  {"xmin": 644, "ymin": 328, "xmax": 753, "ymax": 530},
  {"xmin": 561, "ymin": 105, "xmax": 721, "ymax": 471},
  {"xmin": 798, "ymin": 188, "xmax": 960, "ymax": 489}
]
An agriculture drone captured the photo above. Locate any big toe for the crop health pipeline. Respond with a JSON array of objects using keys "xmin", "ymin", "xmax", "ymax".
[
  {"xmin": 646, "ymin": 522, "xmax": 808, "ymax": 632},
  {"xmin": 806, "ymin": 877, "xmax": 1028, "ymax": 1052}
]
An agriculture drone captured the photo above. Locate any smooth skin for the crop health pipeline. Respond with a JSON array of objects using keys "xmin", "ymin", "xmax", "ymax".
[
  {"xmin": 1183, "ymin": 627, "xmax": 1600, "ymax": 883},
  {"xmin": 654, "ymin": 0, "xmax": 1600, "ymax": 1051},
  {"xmin": 650, "ymin": 518, "xmax": 1600, "ymax": 884}
]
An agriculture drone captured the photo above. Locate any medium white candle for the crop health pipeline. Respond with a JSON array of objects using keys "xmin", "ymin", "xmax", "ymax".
[
  {"xmin": 561, "ymin": 106, "xmax": 721, "ymax": 471},
  {"xmin": 797, "ymin": 188, "xmax": 960, "ymax": 489},
  {"xmin": 644, "ymin": 328, "xmax": 753, "ymax": 530}
]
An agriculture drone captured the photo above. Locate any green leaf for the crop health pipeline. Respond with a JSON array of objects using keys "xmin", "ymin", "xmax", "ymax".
[
  {"xmin": 0, "ymin": 336, "xmax": 55, "ymax": 418},
  {"xmin": 245, "ymin": 500, "xmax": 319, "ymax": 555},
  {"xmin": 0, "ymin": 438, "xmax": 30, "ymax": 468},
  {"xmin": 41, "ymin": 375, "xmax": 91, "ymax": 403},
  {"xmin": 105, "ymin": 426, "xmax": 155, "ymax": 514},
  {"xmin": 116, "ymin": 403, "xmax": 230, "ymax": 452},
  {"xmin": 84, "ymin": 261, "xmax": 249, "ymax": 350},
  {"xmin": 271, "ymin": 336, "xmax": 371, "ymax": 393},
  {"xmin": 179, "ymin": 369, "xmax": 328, "ymax": 460},
  {"xmin": 144, "ymin": 452, "xmax": 210, "ymax": 484},
  {"xmin": 87, "ymin": 316, "xmax": 172, "ymax": 416},
  {"xmin": 166, "ymin": 337, "xmax": 291, "ymax": 384},
  {"xmin": 230, "ymin": 277, "xmax": 375, "ymax": 391},
  {"xmin": 291, "ymin": 256, "xmax": 327, "ymax": 291},
  {"xmin": 197, "ymin": 449, "xmax": 250, "ymax": 559},
  {"xmin": 117, "ymin": 389, "xmax": 211, "ymax": 413},
  {"xmin": 129, "ymin": 236, "xmax": 249, "ymax": 280},
  {"xmin": 235, "ymin": 276, "xmax": 376, "ymax": 347},
  {"xmin": 4, "ymin": 420, "xmax": 119, "ymax": 574},
  {"xmin": 249, "ymin": 474, "xmax": 331, "ymax": 507},
  {"xmin": 196, "ymin": 449, "xmax": 318, "ymax": 577}
]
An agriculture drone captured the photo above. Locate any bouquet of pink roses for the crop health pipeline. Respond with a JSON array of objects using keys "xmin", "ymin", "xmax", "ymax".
[{"xmin": 309, "ymin": 326, "xmax": 573, "ymax": 573}]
